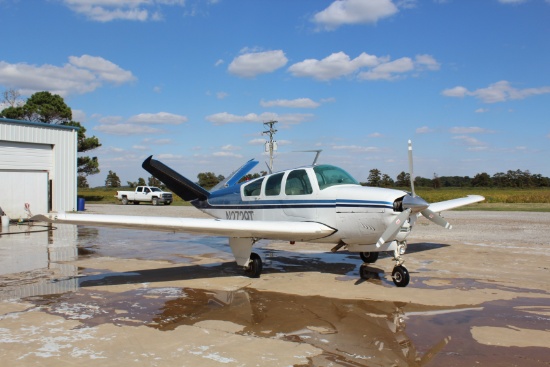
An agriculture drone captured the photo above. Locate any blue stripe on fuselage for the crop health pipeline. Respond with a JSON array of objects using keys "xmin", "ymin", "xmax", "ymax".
[{"xmin": 195, "ymin": 184, "xmax": 394, "ymax": 210}]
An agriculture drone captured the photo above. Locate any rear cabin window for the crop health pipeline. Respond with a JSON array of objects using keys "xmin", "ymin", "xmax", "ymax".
[
  {"xmin": 243, "ymin": 178, "xmax": 264, "ymax": 197},
  {"xmin": 265, "ymin": 173, "xmax": 284, "ymax": 196},
  {"xmin": 314, "ymin": 165, "xmax": 359, "ymax": 190},
  {"xmin": 285, "ymin": 169, "xmax": 313, "ymax": 195}
]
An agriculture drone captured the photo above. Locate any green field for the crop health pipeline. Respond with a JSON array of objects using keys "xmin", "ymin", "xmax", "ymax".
[{"xmin": 79, "ymin": 187, "xmax": 550, "ymax": 212}]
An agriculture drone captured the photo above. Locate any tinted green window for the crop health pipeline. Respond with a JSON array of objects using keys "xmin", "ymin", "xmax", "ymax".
[{"xmin": 314, "ymin": 165, "xmax": 359, "ymax": 189}]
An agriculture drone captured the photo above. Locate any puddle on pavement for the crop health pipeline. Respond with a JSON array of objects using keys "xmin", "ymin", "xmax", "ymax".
[
  {"xmin": 2, "ymin": 222, "xmax": 550, "ymax": 366},
  {"xmin": 21, "ymin": 287, "xmax": 550, "ymax": 366}
]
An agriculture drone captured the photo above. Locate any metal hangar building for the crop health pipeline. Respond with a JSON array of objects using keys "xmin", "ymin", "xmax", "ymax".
[{"xmin": 0, "ymin": 117, "xmax": 78, "ymax": 219}]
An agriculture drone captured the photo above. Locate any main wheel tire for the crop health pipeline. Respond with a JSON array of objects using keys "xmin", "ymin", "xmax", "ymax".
[
  {"xmin": 152, "ymin": 197, "xmax": 159, "ymax": 206},
  {"xmin": 391, "ymin": 265, "xmax": 410, "ymax": 287},
  {"xmin": 360, "ymin": 252, "xmax": 379, "ymax": 263},
  {"xmin": 244, "ymin": 252, "xmax": 263, "ymax": 278},
  {"xmin": 121, "ymin": 197, "xmax": 128, "ymax": 205}
]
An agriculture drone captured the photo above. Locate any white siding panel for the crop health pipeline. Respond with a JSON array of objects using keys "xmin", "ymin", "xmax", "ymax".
[
  {"xmin": 0, "ymin": 171, "xmax": 48, "ymax": 218},
  {"xmin": 0, "ymin": 120, "xmax": 77, "ymax": 213},
  {"xmin": 0, "ymin": 141, "xmax": 52, "ymax": 171}
]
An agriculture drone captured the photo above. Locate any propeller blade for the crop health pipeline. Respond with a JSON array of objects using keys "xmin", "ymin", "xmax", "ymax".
[
  {"xmin": 421, "ymin": 208, "xmax": 452, "ymax": 229},
  {"xmin": 408, "ymin": 140, "xmax": 416, "ymax": 197},
  {"xmin": 376, "ymin": 209, "xmax": 411, "ymax": 247}
]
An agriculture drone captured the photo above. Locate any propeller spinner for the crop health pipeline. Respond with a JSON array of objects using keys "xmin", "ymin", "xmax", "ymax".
[{"xmin": 376, "ymin": 140, "xmax": 452, "ymax": 247}]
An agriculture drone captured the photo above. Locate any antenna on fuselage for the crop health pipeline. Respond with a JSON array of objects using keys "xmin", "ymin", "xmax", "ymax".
[{"xmin": 294, "ymin": 150, "xmax": 323, "ymax": 166}]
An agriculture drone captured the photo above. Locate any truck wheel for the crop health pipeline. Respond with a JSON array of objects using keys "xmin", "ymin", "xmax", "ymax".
[
  {"xmin": 121, "ymin": 197, "xmax": 128, "ymax": 205},
  {"xmin": 152, "ymin": 197, "xmax": 159, "ymax": 206},
  {"xmin": 164, "ymin": 201, "xmax": 171, "ymax": 205}
]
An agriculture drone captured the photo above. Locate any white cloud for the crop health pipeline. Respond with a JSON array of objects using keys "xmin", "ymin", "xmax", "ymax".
[
  {"xmin": 332, "ymin": 145, "xmax": 380, "ymax": 153},
  {"xmin": 221, "ymin": 144, "xmax": 241, "ymax": 151},
  {"xmin": 452, "ymin": 135, "xmax": 488, "ymax": 150},
  {"xmin": 0, "ymin": 55, "xmax": 135, "ymax": 97},
  {"xmin": 62, "ymin": 0, "xmax": 186, "ymax": 22},
  {"xmin": 450, "ymin": 126, "xmax": 494, "ymax": 134},
  {"xmin": 95, "ymin": 112, "xmax": 186, "ymax": 135},
  {"xmin": 498, "ymin": 0, "xmax": 527, "ymax": 3},
  {"xmin": 95, "ymin": 123, "xmax": 163, "ymax": 136},
  {"xmin": 127, "ymin": 112, "xmax": 188, "ymax": 125},
  {"xmin": 368, "ymin": 132, "xmax": 383, "ymax": 138},
  {"xmin": 212, "ymin": 151, "xmax": 244, "ymax": 158},
  {"xmin": 248, "ymin": 138, "xmax": 266, "ymax": 145},
  {"xmin": 216, "ymin": 91, "xmax": 229, "ymax": 99},
  {"xmin": 228, "ymin": 50, "xmax": 288, "ymax": 78},
  {"xmin": 416, "ymin": 126, "xmax": 434, "ymax": 134},
  {"xmin": 359, "ymin": 57, "xmax": 414, "ymax": 80},
  {"xmin": 475, "ymin": 108, "xmax": 489, "ymax": 113},
  {"xmin": 442, "ymin": 80, "xmax": 550, "ymax": 103},
  {"xmin": 289, "ymin": 52, "xmax": 439, "ymax": 82},
  {"xmin": 205, "ymin": 112, "xmax": 313, "ymax": 126},
  {"xmin": 288, "ymin": 52, "xmax": 383, "ymax": 81},
  {"xmin": 312, "ymin": 0, "xmax": 399, "ymax": 30},
  {"xmin": 260, "ymin": 98, "xmax": 321, "ymax": 109}
]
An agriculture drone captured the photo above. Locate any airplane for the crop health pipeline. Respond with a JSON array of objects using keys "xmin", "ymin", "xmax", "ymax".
[{"xmin": 33, "ymin": 141, "xmax": 484, "ymax": 287}]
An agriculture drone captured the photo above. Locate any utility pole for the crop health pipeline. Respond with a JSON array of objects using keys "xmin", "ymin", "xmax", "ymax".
[{"xmin": 263, "ymin": 120, "xmax": 278, "ymax": 172}]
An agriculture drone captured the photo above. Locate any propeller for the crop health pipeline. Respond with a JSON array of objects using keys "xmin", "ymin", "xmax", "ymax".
[{"xmin": 375, "ymin": 140, "xmax": 451, "ymax": 247}]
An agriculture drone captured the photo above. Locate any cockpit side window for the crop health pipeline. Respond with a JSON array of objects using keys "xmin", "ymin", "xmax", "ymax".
[
  {"xmin": 265, "ymin": 173, "xmax": 284, "ymax": 196},
  {"xmin": 243, "ymin": 178, "xmax": 264, "ymax": 197},
  {"xmin": 314, "ymin": 165, "xmax": 359, "ymax": 190},
  {"xmin": 285, "ymin": 169, "xmax": 313, "ymax": 195}
]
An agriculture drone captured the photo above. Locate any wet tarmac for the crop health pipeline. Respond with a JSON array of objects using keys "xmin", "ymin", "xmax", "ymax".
[{"xmin": 1, "ymin": 215, "xmax": 549, "ymax": 366}]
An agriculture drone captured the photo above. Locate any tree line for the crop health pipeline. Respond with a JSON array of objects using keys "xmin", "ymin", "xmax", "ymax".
[{"xmin": 365, "ymin": 169, "xmax": 550, "ymax": 189}]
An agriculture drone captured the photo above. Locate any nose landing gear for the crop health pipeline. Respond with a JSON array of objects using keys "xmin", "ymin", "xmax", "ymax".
[{"xmin": 391, "ymin": 241, "xmax": 410, "ymax": 287}]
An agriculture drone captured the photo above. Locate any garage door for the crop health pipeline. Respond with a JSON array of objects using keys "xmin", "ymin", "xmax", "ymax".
[{"xmin": 0, "ymin": 171, "xmax": 48, "ymax": 219}]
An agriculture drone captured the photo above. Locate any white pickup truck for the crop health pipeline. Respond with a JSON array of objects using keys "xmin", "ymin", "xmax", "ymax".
[{"xmin": 115, "ymin": 186, "xmax": 173, "ymax": 205}]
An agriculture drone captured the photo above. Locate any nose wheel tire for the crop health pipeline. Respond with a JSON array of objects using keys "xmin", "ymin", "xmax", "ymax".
[
  {"xmin": 244, "ymin": 252, "xmax": 263, "ymax": 278},
  {"xmin": 360, "ymin": 251, "xmax": 379, "ymax": 263},
  {"xmin": 391, "ymin": 265, "xmax": 410, "ymax": 287}
]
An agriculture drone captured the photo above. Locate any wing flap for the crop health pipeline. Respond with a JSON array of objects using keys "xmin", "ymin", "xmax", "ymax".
[
  {"xmin": 32, "ymin": 213, "xmax": 336, "ymax": 242},
  {"xmin": 426, "ymin": 195, "xmax": 485, "ymax": 214}
]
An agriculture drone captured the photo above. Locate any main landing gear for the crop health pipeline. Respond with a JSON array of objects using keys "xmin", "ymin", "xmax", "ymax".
[
  {"xmin": 359, "ymin": 241, "xmax": 410, "ymax": 287},
  {"xmin": 244, "ymin": 252, "xmax": 262, "ymax": 278}
]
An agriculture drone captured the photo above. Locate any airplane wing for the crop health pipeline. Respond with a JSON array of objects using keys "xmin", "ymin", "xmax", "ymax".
[
  {"xmin": 426, "ymin": 195, "xmax": 485, "ymax": 214},
  {"xmin": 31, "ymin": 213, "xmax": 336, "ymax": 242}
]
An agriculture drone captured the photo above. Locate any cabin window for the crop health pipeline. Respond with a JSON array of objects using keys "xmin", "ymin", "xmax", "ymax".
[
  {"xmin": 265, "ymin": 173, "xmax": 284, "ymax": 196},
  {"xmin": 243, "ymin": 178, "xmax": 264, "ymax": 197},
  {"xmin": 285, "ymin": 169, "xmax": 313, "ymax": 195},
  {"xmin": 314, "ymin": 165, "xmax": 359, "ymax": 190},
  {"xmin": 137, "ymin": 187, "xmax": 143, "ymax": 193}
]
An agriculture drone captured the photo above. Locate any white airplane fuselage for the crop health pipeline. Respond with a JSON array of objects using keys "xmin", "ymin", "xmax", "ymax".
[{"xmin": 192, "ymin": 164, "xmax": 412, "ymax": 250}]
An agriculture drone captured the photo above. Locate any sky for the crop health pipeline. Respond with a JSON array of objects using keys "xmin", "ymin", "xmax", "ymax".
[{"xmin": 1, "ymin": 0, "xmax": 549, "ymax": 188}]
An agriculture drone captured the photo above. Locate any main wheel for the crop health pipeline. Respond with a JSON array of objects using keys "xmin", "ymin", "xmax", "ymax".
[
  {"xmin": 391, "ymin": 265, "xmax": 410, "ymax": 287},
  {"xmin": 360, "ymin": 252, "xmax": 379, "ymax": 263},
  {"xmin": 121, "ymin": 197, "xmax": 128, "ymax": 205},
  {"xmin": 152, "ymin": 197, "xmax": 159, "ymax": 206},
  {"xmin": 244, "ymin": 252, "xmax": 262, "ymax": 278}
]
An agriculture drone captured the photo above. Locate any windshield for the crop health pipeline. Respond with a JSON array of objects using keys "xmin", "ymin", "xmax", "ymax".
[{"xmin": 313, "ymin": 165, "xmax": 359, "ymax": 189}]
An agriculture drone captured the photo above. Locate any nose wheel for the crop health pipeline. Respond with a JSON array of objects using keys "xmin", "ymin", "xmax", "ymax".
[{"xmin": 391, "ymin": 265, "xmax": 410, "ymax": 287}]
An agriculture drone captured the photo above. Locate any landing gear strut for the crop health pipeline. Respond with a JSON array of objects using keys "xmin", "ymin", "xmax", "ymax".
[{"xmin": 244, "ymin": 252, "xmax": 262, "ymax": 278}]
